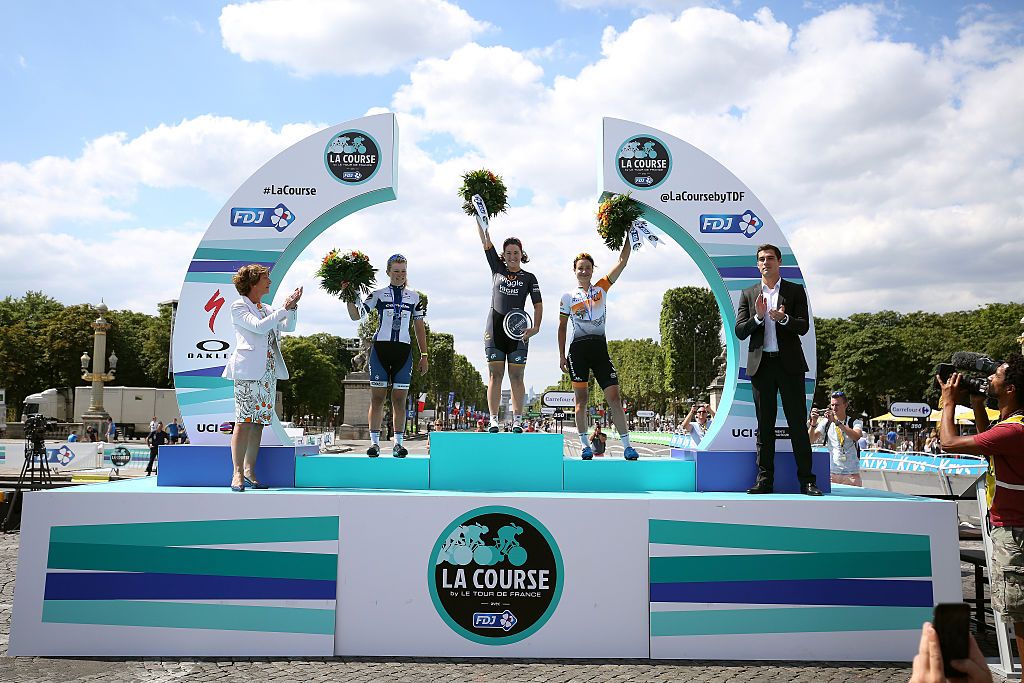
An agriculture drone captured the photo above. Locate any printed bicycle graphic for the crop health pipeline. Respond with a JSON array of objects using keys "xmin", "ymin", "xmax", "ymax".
[{"xmin": 436, "ymin": 522, "xmax": 527, "ymax": 567}]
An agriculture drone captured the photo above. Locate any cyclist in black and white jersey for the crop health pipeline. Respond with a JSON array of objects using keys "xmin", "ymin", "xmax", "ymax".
[
  {"xmin": 475, "ymin": 220, "xmax": 542, "ymax": 433},
  {"xmin": 346, "ymin": 254, "xmax": 428, "ymax": 457}
]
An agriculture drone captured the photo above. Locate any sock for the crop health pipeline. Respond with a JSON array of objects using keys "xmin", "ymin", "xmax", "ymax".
[
  {"xmin": 512, "ymin": 412, "xmax": 520, "ymax": 424},
  {"xmin": 370, "ymin": 431, "xmax": 380, "ymax": 445},
  {"xmin": 579, "ymin": 433, "xmax": 591, "ymax": 448},
  {"xmin": 395, "ymin": 433, "xmax": 404, "ymax": 446},
  {"xmin": 621, "ymin": 434, "xmax": 631, "ymax": 448},
  {"xmin": 490, "ymin": 414, "xmax": 499, "ymax": 424}
]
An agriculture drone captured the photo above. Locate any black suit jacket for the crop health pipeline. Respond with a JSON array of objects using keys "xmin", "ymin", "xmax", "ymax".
[{"xmin": 734, "ymin": 278, "xmax": 810, "ymax": 377}]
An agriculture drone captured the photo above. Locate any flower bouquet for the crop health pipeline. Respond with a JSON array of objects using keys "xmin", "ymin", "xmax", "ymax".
[
  {"xmin": 458, "ymin": 169, "xmax": 509, "ymax": 218},
  {"xmin": 316, "ymin": 249, "xmax": 377, "ymax": 303},
  {"xmin": 596, "ymin": 192, "xmax": 644, "ymax": 250}
]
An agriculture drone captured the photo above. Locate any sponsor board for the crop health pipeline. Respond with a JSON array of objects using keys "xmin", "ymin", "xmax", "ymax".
[{"xmin": 230, "ymin": 203, "xmax": 296, "ymax": 232}]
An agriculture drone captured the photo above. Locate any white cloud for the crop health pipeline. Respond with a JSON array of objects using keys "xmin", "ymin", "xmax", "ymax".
[
  {"xmin": 218, "ymin": 0, "xmax": 488, "ymax": 77},
  {"xmin": 0, "ymin": 116, "xmax": 320, "ymax": 232}
]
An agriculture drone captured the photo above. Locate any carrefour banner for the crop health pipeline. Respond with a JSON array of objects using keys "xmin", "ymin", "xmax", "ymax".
[
  {"xmin": 173, "ymin": 113, "xmax": 398, "ymax": 446},
  {"xmin": 601, "ymin": 118, "xmax": 816, "ymax": 451}
]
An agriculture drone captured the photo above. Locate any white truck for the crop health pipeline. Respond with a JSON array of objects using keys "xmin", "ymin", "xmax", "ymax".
[{"xmin": 22, "ymin": 386, "xmax": 180, "ymax": 437}]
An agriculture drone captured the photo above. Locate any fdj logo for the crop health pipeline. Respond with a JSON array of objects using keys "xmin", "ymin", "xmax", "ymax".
[
  {"xmin": 699, "ymin": 210, "xmax": 763, "ymax": 238},
  {"xmin": 616, "ymin": 135, "xmax": 671, "ymax": 189},
  {"xmin": 325, "ymin": 130, "xmax": 380, "ymax": 185},
  {"xmin": 47, "ymin": 445, "xmax": 75, "ymax": 466},
  {"xmin": 428, "ymin": 506, "xmax": 563, "ymax": 645},
  {"xmin": 230, "ymin": 204, "xmax": 294, "ymax": 232}
]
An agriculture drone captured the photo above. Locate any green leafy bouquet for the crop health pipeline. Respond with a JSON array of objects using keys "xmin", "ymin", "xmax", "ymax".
[
  {"xmin": 596, "ymin": 192, "xmax": 644, "ymax": 250},
  {"xmin": 459, "ymin": 169, "xmax": 509, "ymax": 218},
  {"xmin": 316, "ymin": 249, "xmax": 377, "ymax": 303}
]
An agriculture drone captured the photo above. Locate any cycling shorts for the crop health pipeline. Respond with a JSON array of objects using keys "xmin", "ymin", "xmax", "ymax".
[
  {"xmin": 484, "ymin": 310, "xmax": 528, "ymax": 365},
  {"xmin": 369, "ymin": 341, "xmax": 413, "ymax": 389},
  {"xmin": 567, "ymin": 336, "xmax": 618, "ymax": 389}
]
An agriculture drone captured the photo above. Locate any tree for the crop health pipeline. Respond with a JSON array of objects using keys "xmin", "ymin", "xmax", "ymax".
[
  {"xmin": 660, "ymin": 287, "xmax": 723, "ymax": 415},
  {"xmin": 821, "ymin": 325, "xmax": 912, "ymax": 417},
  {"xmin": 609, "ymin": 338, "xmax": 666, "ymax": 414},
  {"xmin": 279, "ymin": 337, "xmax": 341, "ymax": 422}
]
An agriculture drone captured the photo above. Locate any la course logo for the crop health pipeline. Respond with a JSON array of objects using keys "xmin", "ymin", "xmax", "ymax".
[
  {"xmin": 428, "ymin": 506, "xmax": 563, "ymax": 645},
  {"xmin": 616, "ymin": 135, "xmax": 671, "ymax": 189},
  {"xmin": 324, "ymin": 130, "xmax": 380, "ymax": 185}
]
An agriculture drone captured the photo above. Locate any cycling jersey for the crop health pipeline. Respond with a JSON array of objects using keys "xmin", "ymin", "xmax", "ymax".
[
  {"xmin": 485, "ymin": 246, "xmax": 541, "ymax": 316},
  {"xmin": 560, "ymin": 276, "xmax": 612, "ymax": 339},
  {"xmin": 360, "ymin": 285, "xmax": 426, "ymax": 344}
]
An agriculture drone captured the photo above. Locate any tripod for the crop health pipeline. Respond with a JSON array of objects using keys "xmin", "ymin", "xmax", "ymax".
[{"xmin": 2, "ymin": 436, "xmax": 53, "ymax": 532}]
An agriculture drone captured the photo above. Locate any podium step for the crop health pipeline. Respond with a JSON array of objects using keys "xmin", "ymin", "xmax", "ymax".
[
  {"xmin": 564, "ymin": 458, "xmax": 695, "ymax": 492},
  {"xmin": 694, "ymin": 450, "xmax": 832, "ymax": 493},
  {"xmin": 157, "ymin": 444, "xmax": 317, "ymax": 488},
  {"xmin": 295, "ymin": 454, "xmax": 429, "ymax": 489},
  {"xmin": 428, "ymin": 432, "xmax": 563, "ymax": 492}
]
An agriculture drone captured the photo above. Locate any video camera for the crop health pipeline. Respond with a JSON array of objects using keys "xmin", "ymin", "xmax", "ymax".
[
  {"xmin": 22, "ymin": 409, "xmax": 56, "ymax": 447},
  {"xmin": 935, "ymin": 351, "xmax": 1003, "ymax": 397}
]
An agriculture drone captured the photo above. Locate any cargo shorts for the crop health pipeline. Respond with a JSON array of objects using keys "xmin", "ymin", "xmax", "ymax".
[{"xmin": 990, "ymin": 525, "xmax": 1024, "ymax": 623}]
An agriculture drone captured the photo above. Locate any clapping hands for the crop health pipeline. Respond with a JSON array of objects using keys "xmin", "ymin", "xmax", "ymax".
[{"xmin": 283, "ymin": 286, "xmax": 303, "ymax": 310}]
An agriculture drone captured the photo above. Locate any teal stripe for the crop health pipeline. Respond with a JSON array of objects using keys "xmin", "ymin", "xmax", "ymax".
[
  {"xmin": 185, "ymin": 272, "xmax": 236, "ymax": 284},
  {"xmin": 43, "ymin": 600, "xmax": 334, "ymax": 635},
  {"xmin": 47, "ymin": 542, "xmax": 337, "ymax": 580},
  {"xmin": 174, "ymin": 375, "xmax": 231, "ymax": 389},
  {"xmin": 726, "ymin": 278, "xmax": 806, "ymax": 291},
  {"xmin": 200, "ymin": 237, "xmax": 292, "ymax": 251},
  {"xmin": 703, "ymin": 243, "xmax": 795, "ymax": 258},
  {"xmin": 648, "ymin": 520, "xmax": 930, "ymax": 553},
  {"xmin": 178, "ymin": 399, "xmax": 235, "ymax": 417},
  {"xmin": 177, "ymin": 386, "xmax": 235, "ymax": 406},
  {"xmin": 193, "ymin": 247, "xmax": 284, "ymax": 261},
  {"xmin": 650, "ymin": 551, "xmax": 931, "ymax": 583},
  {"xmin": 651, "ymin": 606, "xmax": 931, "ymax": 637},
  {"xmin": 50, "ymin": 516, "xmax": 339, "ymax": 546}
]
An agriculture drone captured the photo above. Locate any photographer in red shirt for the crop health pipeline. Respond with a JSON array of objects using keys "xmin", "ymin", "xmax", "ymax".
[{"xmin": 937, "ymin": 351, "xmax": 1024, "ymax": 656}]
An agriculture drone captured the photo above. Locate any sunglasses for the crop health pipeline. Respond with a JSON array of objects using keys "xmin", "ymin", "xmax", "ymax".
[
  {"xmin": 831, "ymin": 390, "xmax": 846, "ymax": 398},
  {"xmin": 387, "ymin": 253, "xmax": 406, "ymax": 264}
]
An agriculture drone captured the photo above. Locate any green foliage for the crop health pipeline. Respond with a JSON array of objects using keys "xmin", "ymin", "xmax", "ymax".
[
  {"xmin": 608, "ymin": 338, "xmax": 666, "ymax": 412},
  {"xmin": 279, "ymin": 337, "xmax": 341, "ymax": 420},
  {"xmin": 660, "ymin": 287, "xmax": 724, "ymax": 413},
  {"xmin": 459, "ymin": 169, "xmax": 509, "ymax": 218}
]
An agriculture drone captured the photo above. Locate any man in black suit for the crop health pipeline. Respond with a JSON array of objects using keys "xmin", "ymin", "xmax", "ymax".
[{"xmin": 734, "ymin": 244, "xmax": 822, "ymax": 496}]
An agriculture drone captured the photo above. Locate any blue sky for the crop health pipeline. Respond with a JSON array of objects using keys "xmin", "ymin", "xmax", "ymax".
[{"xmin": 3, "ymin": 1, "xmax": 1023, "ymax": 390}]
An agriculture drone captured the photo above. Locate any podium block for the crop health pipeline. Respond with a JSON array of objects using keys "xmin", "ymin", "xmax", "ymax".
[
  {"xmin": 694, "ymin": 449, "xmax": 832, "ymax": 493},
  {"xmin": 156, "ymin": 444, "xmax": 317, "ymax": 488},
  {"xmin": 295, "ymin": 454, "xmax": 429, "ymax": 489},
  {"xmin": 428, "ymin": 432, "xmax": 563, "ymax": 492},
  {"xmin": 563, "ymin": 458, "xmax": 696, "ymax": 492}
]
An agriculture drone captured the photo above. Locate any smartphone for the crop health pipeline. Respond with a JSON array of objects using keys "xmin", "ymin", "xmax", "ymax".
[{"xmin": 933, "ymin": 602, "xmax": 970, "ymax": 678}]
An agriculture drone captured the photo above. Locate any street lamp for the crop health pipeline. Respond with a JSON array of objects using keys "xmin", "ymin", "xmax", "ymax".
[{"xmin": 80, "ymin": 301, "xmax": 117, "ymax": 438}]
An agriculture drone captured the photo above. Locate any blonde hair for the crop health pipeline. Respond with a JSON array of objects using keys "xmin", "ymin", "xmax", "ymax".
[{"xmin": 232, "ymin": 264, "xmax": 270, "ymax": 296}]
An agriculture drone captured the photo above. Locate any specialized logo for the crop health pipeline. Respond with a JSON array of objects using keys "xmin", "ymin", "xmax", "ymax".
[
  {"xmin": 699, "ymin": 210, "xmax": 763, "ymax": 238},
  {"xmin": 428, "ymin": 506, "xmax": 563, "ymax": 645},
  {"xmin": 204, "ymin": 290, "xmax": 225, "ymax": 333},
  {"xmin": 230, "ymin": 203, "xmax": 295, "ymax": 232},
  {"xmin": 616, "ymin": 135, "xmax": 671, "ymax": 189},
  {"xmin": 325, "ymin": 130, "xmax": 380, "ymax": 184}
]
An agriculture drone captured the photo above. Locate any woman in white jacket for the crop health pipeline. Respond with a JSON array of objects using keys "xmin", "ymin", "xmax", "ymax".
[{"xmin": 222, "ymin": 264, "xmax": 302, "ymax": 491}]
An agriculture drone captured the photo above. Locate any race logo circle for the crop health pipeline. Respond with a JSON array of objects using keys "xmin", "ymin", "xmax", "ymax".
[
  {"xmin": 324, "ymin": 130, "xmax": 380, "ymax": 185},
  {"xmin": 616, "ymin": 135, "xmax": 671, "ymax": 189},
  {"xmin": 428, "ymin": 506, "xmax": 563, "ymax": 645},
  {"xmin": 502, "ymin": 309, "xmax": 533, "ymax": 341}
]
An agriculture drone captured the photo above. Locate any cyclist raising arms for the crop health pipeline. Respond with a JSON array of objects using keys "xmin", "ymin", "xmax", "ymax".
[
  {"xmin": 557, "ymin": 240, "xmax": 639, "ymax": 460},
  {"xmin": 346, "ymin": 254, "xmax": 428, "ymax": 457},
  {"xmin": 475, "ymin": 220, "xmax": 542, "ymax": 433}
]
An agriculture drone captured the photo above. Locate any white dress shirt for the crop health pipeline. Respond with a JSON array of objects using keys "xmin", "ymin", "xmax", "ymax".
[{"xmin": 756, "ymin": 280, "xmax": 782, "ymax": 352}]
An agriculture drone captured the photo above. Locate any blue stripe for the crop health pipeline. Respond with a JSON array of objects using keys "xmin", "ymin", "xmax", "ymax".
[
  {"xmin": 650, "ymin": 578, "xmax": 933, "ymax": 607},
  {"xmin": 718, "ymin": 266, "xmax": 803, "ymax": 279},
  {"xmin": 188, "ymin": 260, "xmax": 274, "ymax": 273},
  {"xmin": 175, "ymin": 366, "xmax": 227, "ymax": 377},
  {"xmin": 44, "ymin": 572, "xmax": 336, "ymax": 601}
]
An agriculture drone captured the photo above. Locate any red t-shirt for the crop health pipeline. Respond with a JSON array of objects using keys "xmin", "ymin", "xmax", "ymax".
[{"xmin": 975, "ymin": 420, "xmax": 1024, "ymax": 527}]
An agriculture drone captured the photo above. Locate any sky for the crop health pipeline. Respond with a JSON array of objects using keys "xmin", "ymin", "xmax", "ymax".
[{"xmin": 2, "ymin": 0, "xmax": 1023, "ymax": 393}]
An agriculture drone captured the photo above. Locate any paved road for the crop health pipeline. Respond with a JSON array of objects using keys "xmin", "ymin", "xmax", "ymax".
[{"xmin": 0, "ymin": 529, "xmax": 1008, "ymax": 682}]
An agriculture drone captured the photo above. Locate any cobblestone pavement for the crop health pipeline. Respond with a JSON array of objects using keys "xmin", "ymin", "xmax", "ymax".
[{"xmin": 0, "ymin": 529, "xmax": 1009, "ymax": 683}]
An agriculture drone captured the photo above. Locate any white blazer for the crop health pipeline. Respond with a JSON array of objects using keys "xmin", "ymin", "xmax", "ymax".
[{"xmin": 221, "ymin": 298, "xmax": 297, "ymax": 381}]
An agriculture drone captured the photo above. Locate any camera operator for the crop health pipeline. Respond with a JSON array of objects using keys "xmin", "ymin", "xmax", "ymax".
[{"xmin": 936, "ymin": 351, "xmax": 1024, "ymax": 655}]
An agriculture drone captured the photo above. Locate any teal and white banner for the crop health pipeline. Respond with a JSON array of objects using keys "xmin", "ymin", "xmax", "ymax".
[
  {"xmin": 172, "ymin": 114, "xmax": 398, "ymax": 446},
  {"xmin": 602, "ymin": 118, "xmax": 816, "ymax": 451}
]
